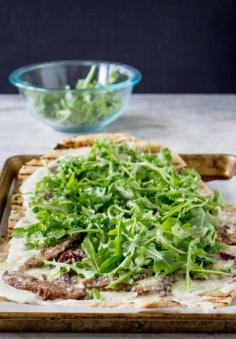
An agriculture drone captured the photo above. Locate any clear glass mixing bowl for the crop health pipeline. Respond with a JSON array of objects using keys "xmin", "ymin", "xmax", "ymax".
[{"xmin": 9, "ymin": 60, "xmax": 142, "ymax": 133}]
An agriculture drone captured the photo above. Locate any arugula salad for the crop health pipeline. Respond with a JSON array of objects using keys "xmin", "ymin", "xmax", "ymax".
[
  {"xmin": 25, "ymin": 65, "xmax": 125, "ymax": 126},
  {"xmin": 13, "ymin": 139, "xmax": 228, "ymax": 292}
]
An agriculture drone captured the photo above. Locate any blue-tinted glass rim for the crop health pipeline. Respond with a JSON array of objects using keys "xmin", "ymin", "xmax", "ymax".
[{"xmin": 9, "ymin": 60, "xmax": 142, "ymax": 93}]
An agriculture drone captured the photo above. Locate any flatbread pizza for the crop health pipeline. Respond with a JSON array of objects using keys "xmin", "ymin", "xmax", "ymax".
[{"xmin": 1, "ymin": 133, "xmax": 236, "ymax": 310}]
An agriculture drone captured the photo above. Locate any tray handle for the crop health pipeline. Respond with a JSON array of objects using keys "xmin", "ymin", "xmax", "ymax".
[{"xmin": 180, "ymin": 154, "xmax": 236, "ymax": 181}]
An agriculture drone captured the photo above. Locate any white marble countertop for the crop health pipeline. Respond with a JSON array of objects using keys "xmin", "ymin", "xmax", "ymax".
[
  {"xmin": 0, "ymin": 94, "xmax": 236, "ymax": 338},
  {"xmin": 0, "ymin": 94, "xmax": 236, "ymax": 168}
]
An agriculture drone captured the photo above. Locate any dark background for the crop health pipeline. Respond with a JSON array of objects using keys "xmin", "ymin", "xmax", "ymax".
[{"xmin": 0, "ymin": 0, "xmax": 235, "ymax": 93}]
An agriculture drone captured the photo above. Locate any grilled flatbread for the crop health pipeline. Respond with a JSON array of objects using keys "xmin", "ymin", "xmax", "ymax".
[{"xmin": 1, "ymin": 133, "xmax": 236, "ymax": 310}]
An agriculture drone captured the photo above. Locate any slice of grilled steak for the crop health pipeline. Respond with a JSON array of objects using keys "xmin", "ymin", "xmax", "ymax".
[
  {"xmin": 218, "ymin": 225, "xmax": 233, "ymax": 244},
  {"xmin": 41, "ymin": 235, "xmax": 82, "ymax": 260},
  {"xmin": 38, "ymin": 281, "xmax": 86, "ymax": 300},
  {"xmin": 19, "ymin": 256, "xmax": 44, "ymax": 271},
  {"xmin": 58, "ymin": 249, "xmax": 86, "ymax": 263},
  {"xmin": 83, "ymin": 276, "xmax": 114, "ymax": 289},
  {"xmin": 83, "ymin": 276, "xmax": 132, "ymax": 291},
  {"xmin": 3, "ymin": 271, "xmax": 86, "ymax": 300},
  {"xmin": 133, "ymin": 267, "xmax": 154, "ymax": 282},
  {"xmin": 219, "ymin": 251, "xmax": 236, "ymax": 260},
  {"xmin": 83, "ymin": 268, "xmax": 155, "ymax": 291},
  {"xmin": 19, "ymin": 235, "xmax": 83, "ymax": 271},
  {"xmin": 135, "ymin": 274, "xmax": 178, "ymax": 297},
  {"xmin": 3, "ymin": 270, "xmax": 39, "ymax": 293}
]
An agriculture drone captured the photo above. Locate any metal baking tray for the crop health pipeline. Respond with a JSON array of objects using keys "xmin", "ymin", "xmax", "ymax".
[{"xmin": 0, "ymin": 153, "xmax": 236, "ymax": 333}]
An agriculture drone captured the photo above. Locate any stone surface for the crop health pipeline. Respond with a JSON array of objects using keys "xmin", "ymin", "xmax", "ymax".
[
  {"xmin": 0, "ymin": 94, "xmax": 236, "ymax": 169},
  {"xmin": 0, "ymin": 94, "xmax": 235, "ymax": 338}
]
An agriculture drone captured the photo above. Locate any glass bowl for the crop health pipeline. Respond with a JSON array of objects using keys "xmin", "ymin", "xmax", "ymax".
[{"xmin": 9, "ymin": 60, "xmax": 142, "ymax": 133}]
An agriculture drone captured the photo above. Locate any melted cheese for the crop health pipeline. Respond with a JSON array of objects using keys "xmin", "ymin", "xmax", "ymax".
[
  {"xmin": 172, "ymin": 279, "xmax": 235, "ymax": 307},
  {"xmin": 219, "ymin": 208, "xmax": 236, "ymax": 235}
]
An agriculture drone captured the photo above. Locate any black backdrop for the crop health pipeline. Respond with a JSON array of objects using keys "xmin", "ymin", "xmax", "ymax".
[{"xmin": 0, "ymin": 0, "xmax": 235, "ymax": 93}]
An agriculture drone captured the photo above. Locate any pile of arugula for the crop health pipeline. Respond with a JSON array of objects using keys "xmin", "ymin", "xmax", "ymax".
[
  {"xmin": 26, "ymin": 65, "xmax": 125, "ymax": 126},
  {"xmin": 14, "ymin": 140, "xmax": 227, "ymax": 289}
]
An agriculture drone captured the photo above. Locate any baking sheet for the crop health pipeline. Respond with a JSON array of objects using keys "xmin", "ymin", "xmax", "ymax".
[{"xmin": 0, "ymin": 178, "xmax": 236, "ymax": 315}]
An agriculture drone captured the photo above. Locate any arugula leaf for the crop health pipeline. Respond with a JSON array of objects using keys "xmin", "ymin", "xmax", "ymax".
[
  {"xmin": 81, "ymin": 238, "xmax": 101, "ymax": 273},
  {"xmin": 106, "ymin": 272, "xmax": 132, "ymax": 289},
  {"xmin": 89, "ymin": 288, "xmax": 103, "ymax": 300},
  {"xmin": 186, "ymin": 241, "xmax": 194, "ymax": 291}
]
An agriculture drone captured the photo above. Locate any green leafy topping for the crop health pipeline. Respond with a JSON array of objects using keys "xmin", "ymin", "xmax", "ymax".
[
  {"xmin": 14, "ymin": 139, "xmax": 224, "ymax": 288},
  {"xmin": 25, "ymin": 65, "xmax": 126, "ymax": 126},
  {"xmin": 89, "ymin": 288, "xmax": 103, "ymax": 300}
]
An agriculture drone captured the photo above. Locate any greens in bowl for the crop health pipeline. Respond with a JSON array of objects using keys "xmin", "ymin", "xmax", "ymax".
[
  {"xmin": 26, "ymin": 65, "xmax": 124, "ymax": 126},
  {"xmin": 9, "ymin": 61, "xmax": 141, "ymax": 132}
]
